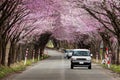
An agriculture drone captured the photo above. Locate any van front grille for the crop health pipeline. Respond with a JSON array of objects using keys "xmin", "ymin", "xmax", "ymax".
[{"xmin": 76, "ymin": 58, "xmax": 86, "ymax": 60}]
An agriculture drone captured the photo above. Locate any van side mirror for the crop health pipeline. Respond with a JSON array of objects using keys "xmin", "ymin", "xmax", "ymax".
[{"xmin": 90, "ymin": 54, "xmax": 93, "ymax": 57}]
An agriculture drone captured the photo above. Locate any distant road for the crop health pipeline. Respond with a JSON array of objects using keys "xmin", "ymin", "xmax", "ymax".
[{"xmin": 8, "ymin": 49, "xmax": 119, "ymax": 80}]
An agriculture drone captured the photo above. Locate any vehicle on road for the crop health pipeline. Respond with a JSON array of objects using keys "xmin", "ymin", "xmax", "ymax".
[
  {"xmin": 64, "ymin": 49, "xmax": 73, "ymax": 59},
  {"xmin": 71, "ymin": 49, "xmax": 92, "ymax": 69}
]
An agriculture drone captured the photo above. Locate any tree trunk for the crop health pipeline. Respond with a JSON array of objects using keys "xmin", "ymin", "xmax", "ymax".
[
  {"xmin": 52, "ymin": 38, "xmax": 58, "ymax": 49},
  {"xmin": 111, "ymin": 51, "xmax": 116, "ymax": 64},
  {"xmin": 35, "ymin": 48, "xmax": 39, "ymax": 58},
  {"xmin": 8, "ymin": 44, "xmax": 12, "ymax": 66},
  {"xmin": 0, "ymin": 41, "xmax": 2, "ymax": 66},
  {"xmin": 1, "ymin": 39, "xmax": 6, "ymax": 66},
  {"xmin": 16, "ymin": 45, "xmax": 21, "ymax": 62},
  {"xmin": 5, "ymin": 40, "xmax": 11, "ymax": 66},
  {"xmin": 18, "ymin": 45, "xmax": 22, "ymax": 62},
  {"xmin": 40, "ymin": 47, "xmax": 44, "ymax": 57},
  {"xmin": 116, "ymin": 39, "xmax": 120, "ymax": 65},
  {"xmin": 13, "ymin": 46, "xmax": 17, "ymax": 63},
  {"xmin": 7, "ymin": 43, "xmax": 15, "ymax": 66}
]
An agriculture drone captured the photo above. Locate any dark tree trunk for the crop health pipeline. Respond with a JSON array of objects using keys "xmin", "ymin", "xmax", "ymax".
[
  {"xmin": 40, "ymin": 47, "xmax": 44, "ymax": 57},
  {"xmin": 8, "ymin": 45, "xmax": 12, "ymax": 66},
  {"xmin": 52, "ymin": 38, "xmax": 58, "ymax": 49},
  {"xmin": 111, "ymin": 51, "xmax": 116, "ymax": 64},
  {"xmin": 116, "ymin": 39, "xmax": 120, "ymax": 65},
  {"xmin": 0, "ymin": 41, "xmax": 2, "ymax": 66},
  {"xmin": 35, "ymin": 47, "xmax": 39, "ymax": 58},
  {"xmin": 7, "ymin": 42, "xmax": 15, "ymax": 66},
  {"xmin": 1, "ymin": 45, "xmax": 6, "ymax": 65},
  {"xmin": 1, "ymin": 38, "xmax": 6, "ymax": 66}
]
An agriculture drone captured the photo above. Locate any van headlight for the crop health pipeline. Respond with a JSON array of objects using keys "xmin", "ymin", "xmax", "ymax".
[
  {"xmin": 86, "ymin": 58, "xmax": 91, "ymax": 60},
  {"xmin": 71, "ymin": 58, "xmax": 76, "ymax": 60}
]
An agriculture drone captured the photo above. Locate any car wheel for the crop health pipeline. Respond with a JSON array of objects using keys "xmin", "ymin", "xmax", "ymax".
[
  {"xmin": 88, "ymin": 65, "xmax": 91, "ymax": 69},
  {"xmin": 71, "ymin": 64, "xmax": 74, "ymax": 69}
]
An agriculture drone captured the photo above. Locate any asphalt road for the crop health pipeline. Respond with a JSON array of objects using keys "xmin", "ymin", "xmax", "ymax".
[{"xmin": 7, "ymin": 49, "xmax": 120, "ymax": 80}]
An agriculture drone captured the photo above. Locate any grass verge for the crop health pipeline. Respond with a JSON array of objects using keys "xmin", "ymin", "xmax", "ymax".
[
  {"xmin": 92, "ymin": 59, "xmax": 120, "ymax": 74},
  {"xmin": 0, "ymin": 54, "xmax": 49, "ymax": 79},
  {"xmin": 102, "ymin": 64, "xmax": 120, "ymax": 74}
]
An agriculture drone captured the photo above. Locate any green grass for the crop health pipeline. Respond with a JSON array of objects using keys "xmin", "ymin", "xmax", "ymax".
[
  {"xmin": 0, "ymin": 54, "xmax": 49, "ymax": 79},
  {"xmin": 110, "ymin": 65, "xmax": 120, "ymax": 74},
  {"xmin": 92, "ymin": 58, "xmax": 120, "ymax": 74},
  {"xmin": 101, "ymin": 64, "xmax": 120, "ymax": 74},
  {"xmin": 0, "ymin": 65, "xmax": 25, "ymax": 78}
]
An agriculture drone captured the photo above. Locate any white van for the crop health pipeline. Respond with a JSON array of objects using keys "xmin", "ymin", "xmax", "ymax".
[{"xmin": 71, "ymin": 49, "xmax": 92, "ymax": 69}]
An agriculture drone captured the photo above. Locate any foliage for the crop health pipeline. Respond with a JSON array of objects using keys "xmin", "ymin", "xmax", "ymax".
[
  {"xmin": 110, "ymin": 65, "xmax": 120, "ymax": 74},
  {"xmin": 102, "ymin": 64, "xmax": 120, "ymax": 74},
  {"xmin": 0, "ymin": 65, "xmax": 25, "ymax": 78}
]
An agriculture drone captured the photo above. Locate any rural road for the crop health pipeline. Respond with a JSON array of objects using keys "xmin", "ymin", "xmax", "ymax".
[{"xmin": 6, "ymin": 49, "xmax": 120, "ymax": 80}]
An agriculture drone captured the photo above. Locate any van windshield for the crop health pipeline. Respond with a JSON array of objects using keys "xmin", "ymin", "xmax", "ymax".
[{"xmin": 72, "ymin": 51, "xmax": 90, "ymax": 56}]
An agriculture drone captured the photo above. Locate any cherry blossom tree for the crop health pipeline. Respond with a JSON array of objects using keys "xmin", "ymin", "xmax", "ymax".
[
  {"xmin": 1, "ymin": 0, "xmax": 119, "ymax": 66},
  {"xmin": 69, "ymin": 0, "xmax": 120, "ymax": 64},
  {"xmin": 0, "ymin": 0, "xmax": 28, "ymax": 66}
]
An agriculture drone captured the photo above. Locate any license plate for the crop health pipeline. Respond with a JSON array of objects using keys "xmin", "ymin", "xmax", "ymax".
[{"xmin": 79, "ymin": 62, "xmax": 84, "ymax": 64}]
